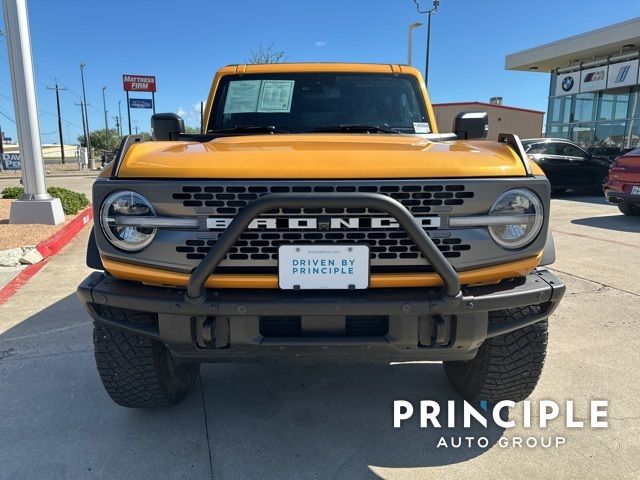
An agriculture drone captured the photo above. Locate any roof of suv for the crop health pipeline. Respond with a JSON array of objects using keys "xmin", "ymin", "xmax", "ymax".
[{"xmin": 218, "ymin": 62, "xmax": 422, "ymax": 76}]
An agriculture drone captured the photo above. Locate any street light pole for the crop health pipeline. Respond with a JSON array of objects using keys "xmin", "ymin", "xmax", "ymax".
[
  {"xmin": 80, "ymin": 62, "xmax": 94, "ymax": 168},
  {"xmin": 407, "ymin": 22, "xmax": 423, "ymax": 65},
  {"xmin": 2, "ymin": 0, "xmax": 64, "ymax": 224},
  {"xmin": 102, "ymin": 86, "xmax": 109, "ymax": 151},
  {"xmin": 413, "ymin": 0, "xmax": 440, "ymax": 87}
]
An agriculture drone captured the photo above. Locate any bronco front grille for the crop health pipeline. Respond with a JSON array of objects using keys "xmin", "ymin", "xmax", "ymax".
[
  {"xmin": 171, "ymin": 183, "xmax": 474, "ymax": 216},
  {"xmin": 168, "ymin": 181, "xmax": 476, "ymax": 272},
  {"xmin": 176, "ymin": 231, "xmax": 470, "ymax": 264}
]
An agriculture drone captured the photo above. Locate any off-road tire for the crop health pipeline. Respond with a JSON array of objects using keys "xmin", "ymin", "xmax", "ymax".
[
  {"xmin": 618, "ymin": 201, "xmax": 640, "ymax": 216},
  {"xmin": 443, "ymin": 307, "xmax": 548, "ymax": 403},
  {"xmin": 93, "ymin": 306, "xmax": 200, "ymax": 408}
]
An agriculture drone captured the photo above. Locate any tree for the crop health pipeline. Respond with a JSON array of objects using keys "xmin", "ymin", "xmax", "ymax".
[
  {"xmin": 78, "ymin": 128, "xmax": 121, "ymax": 152},
  {"xmin": 246, "ymin": 43, "xmax": 287, "ymax": 64}
]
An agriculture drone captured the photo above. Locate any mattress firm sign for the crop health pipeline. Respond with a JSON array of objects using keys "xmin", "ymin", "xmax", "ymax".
[{"xmin": 555, "ymin": 59, "xmax": 640, "ymax": 96}]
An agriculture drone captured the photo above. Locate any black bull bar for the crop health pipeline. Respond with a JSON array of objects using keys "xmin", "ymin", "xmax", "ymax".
[{"xmin": 186, "ymin": 192, "xmax": 461, "ymax": 301}]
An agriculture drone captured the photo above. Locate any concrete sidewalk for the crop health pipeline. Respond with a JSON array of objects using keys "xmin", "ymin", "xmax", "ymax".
[{"xmin": 0, "ymin": 197, "xmax": 639, "ymax": 479}]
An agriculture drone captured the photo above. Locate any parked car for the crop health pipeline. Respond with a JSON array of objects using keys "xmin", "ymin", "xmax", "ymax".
[
  {"xmin": 604, "ymin": 147, "xmax": 640, "ymax": 216},
  {"xmin": 521, "ymin": 138, "xmax": 612, "ymax": 193}
]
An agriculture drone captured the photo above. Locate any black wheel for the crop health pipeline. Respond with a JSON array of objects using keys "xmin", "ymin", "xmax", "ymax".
[
  {"xmin": 443, "ymin": 307, "xmax": 548, "ymax": 403},
  {"xmin": 93, "ymin": 306, "xmax": 200, "ymax": 408},
  {"xmin": 591, "ymin": 174, "xmax": 608, "ymax": 195},
  {"xmin": 618, "ymin": 202, "xmax": 640, "ymax": 216}
]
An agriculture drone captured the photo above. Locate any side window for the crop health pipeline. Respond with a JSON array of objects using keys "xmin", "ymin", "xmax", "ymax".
[
  {"xmin": 558, "ymin": 143, "xmax": 586, "ymax": 158},
  {"xmin": 527, "ymin": 143, "xmax": 556, "ymax": 155}
]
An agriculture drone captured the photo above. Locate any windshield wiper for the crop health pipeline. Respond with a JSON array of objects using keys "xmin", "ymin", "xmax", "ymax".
[
  {"xmin": 311, "ymin": 124, "xmax": 399, "ymax": 134},
  {"xmin": 208, "ymin": 125, "xmax": 289, "ymax": 134}
]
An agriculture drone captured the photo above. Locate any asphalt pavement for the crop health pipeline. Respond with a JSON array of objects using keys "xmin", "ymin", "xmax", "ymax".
[{"xmin": 0, "ymin": 192, "xmax": 639, "ymax": 480}]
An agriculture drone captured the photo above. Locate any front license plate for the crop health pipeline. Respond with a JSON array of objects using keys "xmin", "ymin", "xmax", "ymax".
[
  {"xmin": 278, "ymin": 245, "xmax": 369, "ymax": 290},
  {"xmin": 631, "ymin": 186, "xmax": 640, "ymax": 195}
]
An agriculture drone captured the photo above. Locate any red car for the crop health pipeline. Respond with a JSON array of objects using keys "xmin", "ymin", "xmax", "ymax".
[{"xmin": 604, "ymin": 148, "xmax": 640, "ymax": 216}]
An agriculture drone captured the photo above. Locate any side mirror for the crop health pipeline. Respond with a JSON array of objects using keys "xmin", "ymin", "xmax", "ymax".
[
  {"xmin": 453, "ymin": 112, "xmax": 489, "ymax": 140},
  {"xmin": 151, "ymin": 113, "xmax": 185, "ymax": 141}
]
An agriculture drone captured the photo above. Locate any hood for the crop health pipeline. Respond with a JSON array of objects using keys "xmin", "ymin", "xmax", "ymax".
[{"xmin": 115, "ymin": 134, "xmax": 529, "ymax": 179}]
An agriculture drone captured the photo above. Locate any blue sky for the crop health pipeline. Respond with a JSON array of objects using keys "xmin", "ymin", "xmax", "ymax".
[{"xmin": 1, "ymin": 0, "xmax": 639, "ymax": 144}]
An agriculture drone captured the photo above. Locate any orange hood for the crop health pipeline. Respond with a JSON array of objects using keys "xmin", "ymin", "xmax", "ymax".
[{"xmin": 115, "ymin": 134, "xmax": 532, "ymax": 179}]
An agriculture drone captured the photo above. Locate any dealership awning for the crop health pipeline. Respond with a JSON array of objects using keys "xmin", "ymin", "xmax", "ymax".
[{"xmin": 505, "ymin": 17, "xmax": 640, "ymax": 72}]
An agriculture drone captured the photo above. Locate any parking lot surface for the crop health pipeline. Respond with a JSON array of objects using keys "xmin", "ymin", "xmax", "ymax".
[{"xmin": 0, "ymin": 193, "xmax": 639, "ymax": 480}]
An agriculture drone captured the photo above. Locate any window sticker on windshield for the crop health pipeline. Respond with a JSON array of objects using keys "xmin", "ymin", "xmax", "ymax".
[
  {"xmin": 413, "ymin": 122, "xmax": 431, "ymax": 133},
  {"xmin": 223, "ymin": 80, "xmax": 262, "ymax": 114},
  {"xmin": 258, "ymin": 80, "xmax": 295, "ymax": 113}
]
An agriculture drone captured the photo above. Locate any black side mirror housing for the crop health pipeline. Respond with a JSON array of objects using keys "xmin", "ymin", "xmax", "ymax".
[
  {"xmin": 151, "ymin": 113, "xmax": 185, "ymax": 141},
  {"xmin": 453, "ymin": 112, "xmax": 489, "ymax": 140}
]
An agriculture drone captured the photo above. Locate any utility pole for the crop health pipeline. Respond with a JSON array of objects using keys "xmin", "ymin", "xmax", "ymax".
[
  {"xmin": 47, "ymin": 80, "xmax": 67, "ymax": 163},
  {"xmin": 80, "ymin": 62, "xmax": 94, "ymax": 168},
  {"xmin": 75, "ymin": 101, "xmax": 87, "ymax": 147},
  {"xmin": 134, "ymin": 124, "xmax": 139, "ymax": 135},
  {"xmin": 117, "ymin": 100, "xmax": 123, "ymax": 137},
  {"xmin": 2, "ymin": 0, "xmax": 64, "ymax": 224},
  {"xmin": 102, "ymin": 86, "xmax": 110, "ymax": 151},
  {"xmin": 113, "ymin": 115, "xmax": 120, "ymax": 140}
]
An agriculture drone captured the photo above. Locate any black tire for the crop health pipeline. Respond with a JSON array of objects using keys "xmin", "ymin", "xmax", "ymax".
[
  {"xmin": 618, "ymin": 202, "xmax": 640, "ymax": 216},
  {"xmin": 93, "ymin": 306, "xmax": 200, "ymax": 408},
  {"xmin": 443, "ymin": 307, "xmax": 548, "ymax": 403}
]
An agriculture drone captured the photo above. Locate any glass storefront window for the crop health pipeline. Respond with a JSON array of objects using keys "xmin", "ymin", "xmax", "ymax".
[
  {"xmin": 546, "ymin": 124, "xmax": 570, "ymax": 139},
  {"xmin": 594, "ymin": 122, "xmax": 627, "ymax": 147},
  {"xmin": 573, "ymin": 93, "xmax": 597, "ymax": 122},
  {"xmin": 598, "ymin": 88, "xmax": 630, "ymax": 120},
  {"xmin": 627, "ymin": 119, "xmax": 640, "ymax": 148},
  {"xmin": 548, "ymin": 96, "xmax": 572, "ymax": 124},
  {"xmin": 570, "ymin": 124, "xmax": 595, "ymax": 147}
]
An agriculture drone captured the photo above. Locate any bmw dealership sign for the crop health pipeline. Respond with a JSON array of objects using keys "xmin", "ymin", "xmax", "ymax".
[{"xmin": 555, "ymin": 59, "xmax": 640, "ymax": 96}]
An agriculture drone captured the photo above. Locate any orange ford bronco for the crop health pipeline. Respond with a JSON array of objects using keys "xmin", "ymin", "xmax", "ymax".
[{"xmin": 78, "ymin": 63, "xmax": 564, "ymax": 407}]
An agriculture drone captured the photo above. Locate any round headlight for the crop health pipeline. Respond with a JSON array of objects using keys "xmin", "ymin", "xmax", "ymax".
[
  {"xmin": 100, "ymin": 191, "xmax": 156, "ymax": 251},
  {"xmin": 488, "ymin": 189, "xmax": 543, "ymax": 249}
]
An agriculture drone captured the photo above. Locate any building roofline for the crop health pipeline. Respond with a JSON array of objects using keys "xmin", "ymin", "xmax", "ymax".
[
  {"xmin": 505, "ymin": 17, "xmax": 640, "ymax": 72},
  {"xmin": 431, "ymin": 101, "xmax": 545, "ymax": 115}
]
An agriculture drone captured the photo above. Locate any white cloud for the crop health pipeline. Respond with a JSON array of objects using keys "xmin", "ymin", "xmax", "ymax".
[
  {"xmin": 176, "ymin": 106, "xmax": 187, "ymax": 117},
  {"xmin": 314, "ymin": 41, "xmax": 327, "ymax": 47}
]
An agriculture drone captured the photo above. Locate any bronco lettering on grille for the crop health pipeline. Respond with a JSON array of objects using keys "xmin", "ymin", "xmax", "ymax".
[{"xmin": 205, "ymin": 216, "xmax": 441, "ymax": 230}]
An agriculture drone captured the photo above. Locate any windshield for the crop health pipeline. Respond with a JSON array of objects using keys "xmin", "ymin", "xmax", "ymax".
[{"xmin": 208, "ymin": 72, "xmax": 430, "ymax": 134}]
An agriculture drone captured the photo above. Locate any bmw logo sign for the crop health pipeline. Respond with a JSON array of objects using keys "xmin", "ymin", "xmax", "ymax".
[{"xmin": 561, "ymin": 76, "xmax": 574, "ymax": 92}]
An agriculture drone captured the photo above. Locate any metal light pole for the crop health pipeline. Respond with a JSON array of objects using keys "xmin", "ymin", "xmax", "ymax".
[
  {"xmin": 2, "ymin": 0, "xmax": 64, "ymax": 224},
  {"xmin": 117, "ymin": 100, "xmax": 123, "ymax": 137},
  {"xmin": 102, "ymin": 86, "xmax": 110, "ymax": 151},
  {"xmin": 413, "ymin": 0, "xmax": 440, "ymax": 87},
  {"xmin": 407, "ymin": 22, "xmax": 423, "ymax": 65},
  {"xmin": 80, "ymin": 61, "xmax": 94, "ymax": 168}
]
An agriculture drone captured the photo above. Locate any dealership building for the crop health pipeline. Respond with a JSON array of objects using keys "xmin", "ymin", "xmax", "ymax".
[{"xmin": 506, "ymin": 17, "xmax": 640, "ymax": 150}]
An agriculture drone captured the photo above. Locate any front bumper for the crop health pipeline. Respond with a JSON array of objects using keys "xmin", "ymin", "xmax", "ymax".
[{"xmin": 77, "ymin": 268, "xmax": 565, "ymax": 363}]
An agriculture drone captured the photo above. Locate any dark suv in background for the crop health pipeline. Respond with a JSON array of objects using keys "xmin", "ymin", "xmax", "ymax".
[{"xmin": 522, "ymin": 138, "xmax": 612, "ymax": 193}]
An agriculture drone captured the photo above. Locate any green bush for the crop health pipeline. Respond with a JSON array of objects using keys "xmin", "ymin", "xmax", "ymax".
[
  {"xmin": 0, "ymin": 186, "xmax": 24, "ymax": 199},
  {"xmin": 0, "ymin": 186, "xmax": 90, "ymax": 215}
]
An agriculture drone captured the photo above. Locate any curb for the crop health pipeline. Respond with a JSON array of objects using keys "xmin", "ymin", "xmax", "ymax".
[
  {"xmin": 36, "ymin": 206, "xmax": 93, "ymax": 257},
  {"xmin": 0, "ymin": 205, "xmax": 93, "ymax": 305}
]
